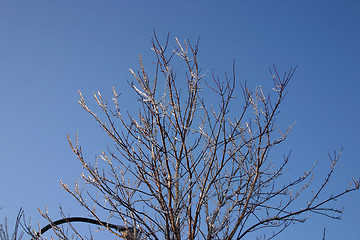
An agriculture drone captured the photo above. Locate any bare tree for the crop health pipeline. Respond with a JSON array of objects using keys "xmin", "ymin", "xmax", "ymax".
[
  {"xmin": 44, "ymin": 33, "xmax": 359, "ymax": 240},
  {"xmin": 0, "ymin": 209, "xmax": 24, "ymax": 240}
]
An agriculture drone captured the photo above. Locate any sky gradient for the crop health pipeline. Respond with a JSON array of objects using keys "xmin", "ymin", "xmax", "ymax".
[{"xmin": 1, "ymin": 1, "xmax": 359, "ymax": 239}]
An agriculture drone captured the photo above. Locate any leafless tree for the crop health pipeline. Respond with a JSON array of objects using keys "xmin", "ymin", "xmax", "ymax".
[
  {"xmin": 39, "ymin": 33, "xmax": 359, "ymax": 240},
  {"xmin": 0, "ymin": 209, "xmax": 24, "ymax": 240}
]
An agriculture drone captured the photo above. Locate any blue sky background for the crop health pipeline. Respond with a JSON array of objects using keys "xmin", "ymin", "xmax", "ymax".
[{"xmin": 0, "ymin": 1, "xmax": 359, "ymax": 239}]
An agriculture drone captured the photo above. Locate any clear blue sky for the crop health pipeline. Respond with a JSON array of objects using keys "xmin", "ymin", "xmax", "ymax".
[{"xmin": 0, "ymin": 1, "xmax": 359, "ymax": 239}]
